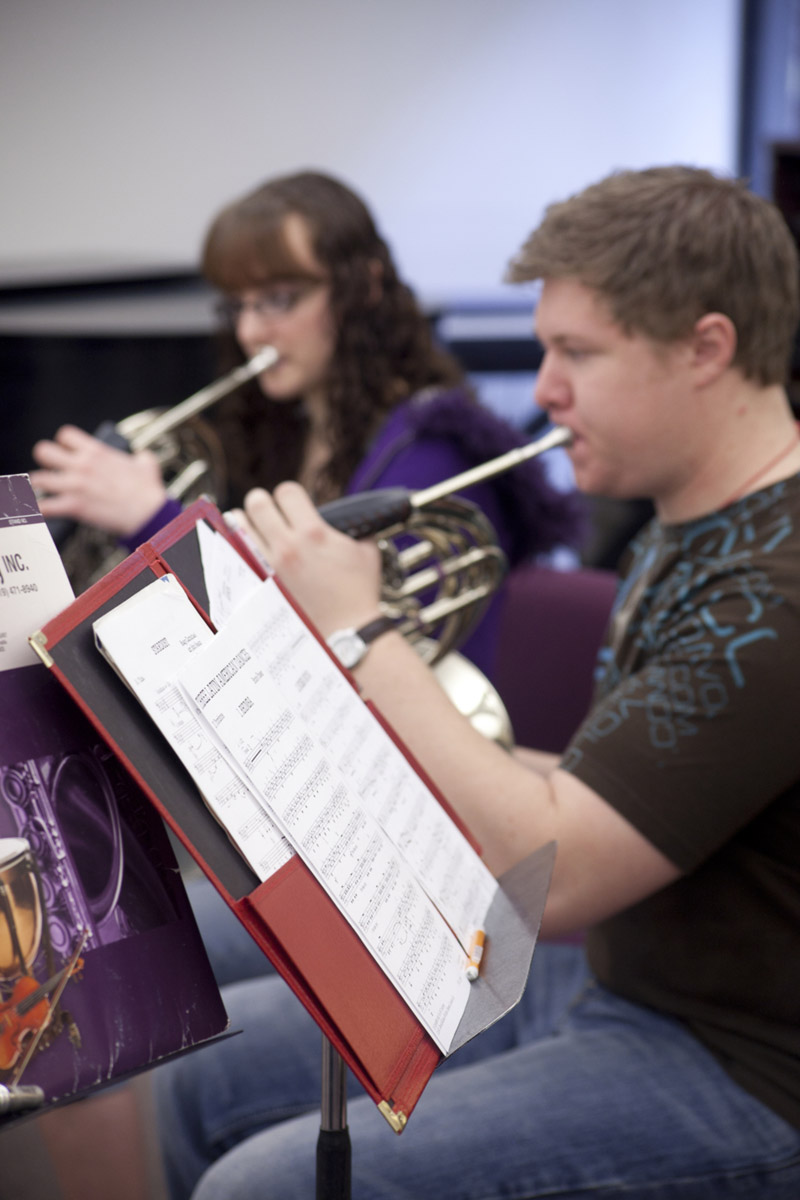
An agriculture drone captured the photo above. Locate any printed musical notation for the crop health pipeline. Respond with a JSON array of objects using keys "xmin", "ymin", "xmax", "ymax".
[
  {"xmin": 92, "ymin": 546, "xmax": 498, "ymax": 1052},
  {"xmin": 92, "ymin": 576, "xmax": 293, "ymax": 883},
  {"xmin": 176, "ymin": 581, "xmax": 474, "ymax": 1051}
]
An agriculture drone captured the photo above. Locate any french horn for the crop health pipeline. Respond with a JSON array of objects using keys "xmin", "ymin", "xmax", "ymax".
[
  {"xmin": 319, "ymin": 423, "xmax": 571, "ymax": 660},
  {"xmin": 49, "ymin": 347, "xmax": 278, "ymax": 592},
  {"xmin": 315, "ymin": 425, "xmax": 572, "ymax": 749}
]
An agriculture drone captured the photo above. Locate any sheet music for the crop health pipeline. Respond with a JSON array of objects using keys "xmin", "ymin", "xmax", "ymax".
[
  {"xmin": 92, "ymin": 569, "xmax": 495, "ymax": 1052},
  {"xmin": 192, "ymin": 519, "xmax": 496, "ymax": 941},
  {"xmin": 92, "ymin": 575, "xmax": 293, "ymax": 882},
  {"xmin": 245, "ymin": 579, "xmax": 498, "ymax": 946},
  {"xmin": 176, "ymin": 592, "xmax": 473, "ymax": 1051},
  {"xmin": 196, "ymin": 519, "xmax": 265, "ymax": 629}
]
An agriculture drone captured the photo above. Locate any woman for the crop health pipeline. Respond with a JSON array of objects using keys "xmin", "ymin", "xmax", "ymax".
[{"xmin": 31, "ymin": 170, "xmax": 584, "ymax": 676}]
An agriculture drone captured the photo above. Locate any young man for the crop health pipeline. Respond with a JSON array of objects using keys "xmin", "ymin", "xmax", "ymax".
[{"xmin": 155, "ymin": 167, "xmax": 800, "ymax": 1198}]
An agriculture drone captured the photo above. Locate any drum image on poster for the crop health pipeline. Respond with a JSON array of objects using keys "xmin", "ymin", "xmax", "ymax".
[
  {"xmin": 0, "ymin": 837, "xmax": 42, "ymax": 978},
  {"xmin": 0, "ymin": 745, "xmax": 178, "ymax": 958}
]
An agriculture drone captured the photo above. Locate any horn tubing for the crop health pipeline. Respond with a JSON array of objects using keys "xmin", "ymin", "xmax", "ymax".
[
  {"xmin": 410, "ymin": 424, "xmax": 572, "ymax": 511},
  {"xmin": 129, "ymin": 345, "xmax": 278, "ymax": 452}
]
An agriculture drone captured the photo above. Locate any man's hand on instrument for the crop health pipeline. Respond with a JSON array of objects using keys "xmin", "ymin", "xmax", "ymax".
[
  {"xmin": 242, "ymin": 482, "xmax": 383, "ymax": 636},
  {"xmin": 30, "ymin": 425, "xmax": 168, "ymax": 536}
]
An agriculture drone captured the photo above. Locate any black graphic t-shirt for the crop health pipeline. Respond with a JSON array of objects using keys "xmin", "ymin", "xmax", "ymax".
[{"xmin": 564, "ymin": 474, "xmax": 800, "ymax": 1129}]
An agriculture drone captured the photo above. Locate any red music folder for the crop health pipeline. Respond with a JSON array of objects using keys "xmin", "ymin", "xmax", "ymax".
[{"xmin": 30, "ymin": 498, "xmax": 553, "ymax": 1131}]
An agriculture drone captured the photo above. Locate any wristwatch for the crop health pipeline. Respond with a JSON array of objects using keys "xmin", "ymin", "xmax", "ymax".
[{"xmin": 326, "ymin": 615, "xmax": 396, "ymax": 669}]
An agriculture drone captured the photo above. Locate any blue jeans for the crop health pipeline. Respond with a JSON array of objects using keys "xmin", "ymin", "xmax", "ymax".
[{"xmin": 153, "ymin": 943, "xmax": 800, "ymax": 1199}]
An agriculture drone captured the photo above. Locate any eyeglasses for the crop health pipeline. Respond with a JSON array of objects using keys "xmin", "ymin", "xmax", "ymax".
[{"xmin": 216, "ymin": 280, "xmax": 327, "ymax": 325}]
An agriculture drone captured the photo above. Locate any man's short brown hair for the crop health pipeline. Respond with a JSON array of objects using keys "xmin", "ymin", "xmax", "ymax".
[{"xmin": 507, "ymin": 166, "xmax": 800, "ymax": 386}]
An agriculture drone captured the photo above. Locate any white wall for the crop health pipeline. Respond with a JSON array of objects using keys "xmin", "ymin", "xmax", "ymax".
[{"xmin": 0, "ymin": 0, "xmax": 742, "ymax": 299}]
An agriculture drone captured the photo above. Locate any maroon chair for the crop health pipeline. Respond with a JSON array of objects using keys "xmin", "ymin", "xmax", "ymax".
[{"xmin": 493, "ymin": 564, "xmax": 617, "ymax": 753}]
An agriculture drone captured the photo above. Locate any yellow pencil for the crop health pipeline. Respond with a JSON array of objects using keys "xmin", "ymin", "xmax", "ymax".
[{"xmin": 465, "ymin": 929, "xmax": 486, "ymax": 981}]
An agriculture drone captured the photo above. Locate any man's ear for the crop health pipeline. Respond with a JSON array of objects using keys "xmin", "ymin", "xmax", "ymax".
[{"xmin": 690, "ymin": 313, "xmax": 737, "ymax": 385}]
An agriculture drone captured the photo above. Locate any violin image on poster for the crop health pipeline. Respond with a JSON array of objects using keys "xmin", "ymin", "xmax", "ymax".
[{"xmin": 0, "ymin": 941, "xmax": 85, "ymax": 1075}]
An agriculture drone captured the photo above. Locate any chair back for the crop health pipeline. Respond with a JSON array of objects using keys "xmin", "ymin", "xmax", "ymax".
[{"xmin": 493, "ymin": 564, "xmax": 617, "ymax": 752}]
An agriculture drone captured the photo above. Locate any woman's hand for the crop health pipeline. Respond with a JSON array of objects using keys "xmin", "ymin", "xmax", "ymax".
[
  {"xmin": 30, "ymin": 425, "xmax": 168, "ymax": 536},
  {"xmin": 242, "ymin": 481, "xmax": 383, "ymax": 636}
]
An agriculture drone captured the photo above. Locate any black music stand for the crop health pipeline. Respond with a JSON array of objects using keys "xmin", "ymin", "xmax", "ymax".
[
  {"xmin": 312, "ymin": 841, "xmax": 558, "ymax": 1200},
  {"xmin": 317, "ymin": 1039, "xmax": 351, "ymax": 1200}
]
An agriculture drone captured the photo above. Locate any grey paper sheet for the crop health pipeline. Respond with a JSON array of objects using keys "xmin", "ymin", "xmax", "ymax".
[{"xmin": 448, "ymin": 839, "xmax": 556, "ymax": 1055}]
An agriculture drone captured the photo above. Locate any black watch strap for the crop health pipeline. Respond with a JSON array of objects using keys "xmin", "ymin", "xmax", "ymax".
[
  {"xmin": 326, "ymin": 615, "xmax": 397, "ymax": 669},
  {"xmin": 356, "ymin": 614, "xmax": 397, "ymax": 644}
]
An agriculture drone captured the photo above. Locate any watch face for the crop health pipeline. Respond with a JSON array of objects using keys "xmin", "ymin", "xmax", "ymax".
[{"xmin": 331, "ymin": 630, "xmax": 365, "ymax": 669}]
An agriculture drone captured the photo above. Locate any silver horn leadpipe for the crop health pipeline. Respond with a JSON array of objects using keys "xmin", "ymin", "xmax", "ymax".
[
  {"xmin": 411, "ymin": 424, "xmax": 573, "ymax": 510},
  {"xmin": 319, "ymin": 425, "xmax": 573, "ymax": 539},
  {"xmin": 128, "ymin": 345, "xmax": 278, "ymax": 452}
]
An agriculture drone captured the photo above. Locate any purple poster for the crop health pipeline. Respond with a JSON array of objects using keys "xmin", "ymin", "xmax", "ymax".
[
  {"xmin": 0, "ymin": 476, "xmax": 228, "ymax": 1109},
  {"xmin": 0, "ymin": 663, "xmax": 228, "ymax": 1105}
]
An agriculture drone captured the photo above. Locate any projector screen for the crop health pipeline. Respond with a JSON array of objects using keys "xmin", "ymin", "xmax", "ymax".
[{"xmin": 0, "ymin": 0, "xmax": 741, "ymax": 298}]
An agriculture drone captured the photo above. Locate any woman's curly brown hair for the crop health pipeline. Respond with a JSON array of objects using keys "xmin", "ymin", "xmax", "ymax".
[{"xmin": 201, "ymin": 171, "xmax": 466, "ymax": 505}]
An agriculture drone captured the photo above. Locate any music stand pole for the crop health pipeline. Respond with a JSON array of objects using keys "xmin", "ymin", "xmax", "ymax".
[{"xmin": 316, "ymin": 1036, "xmax": 351, "ymax": 1200}]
